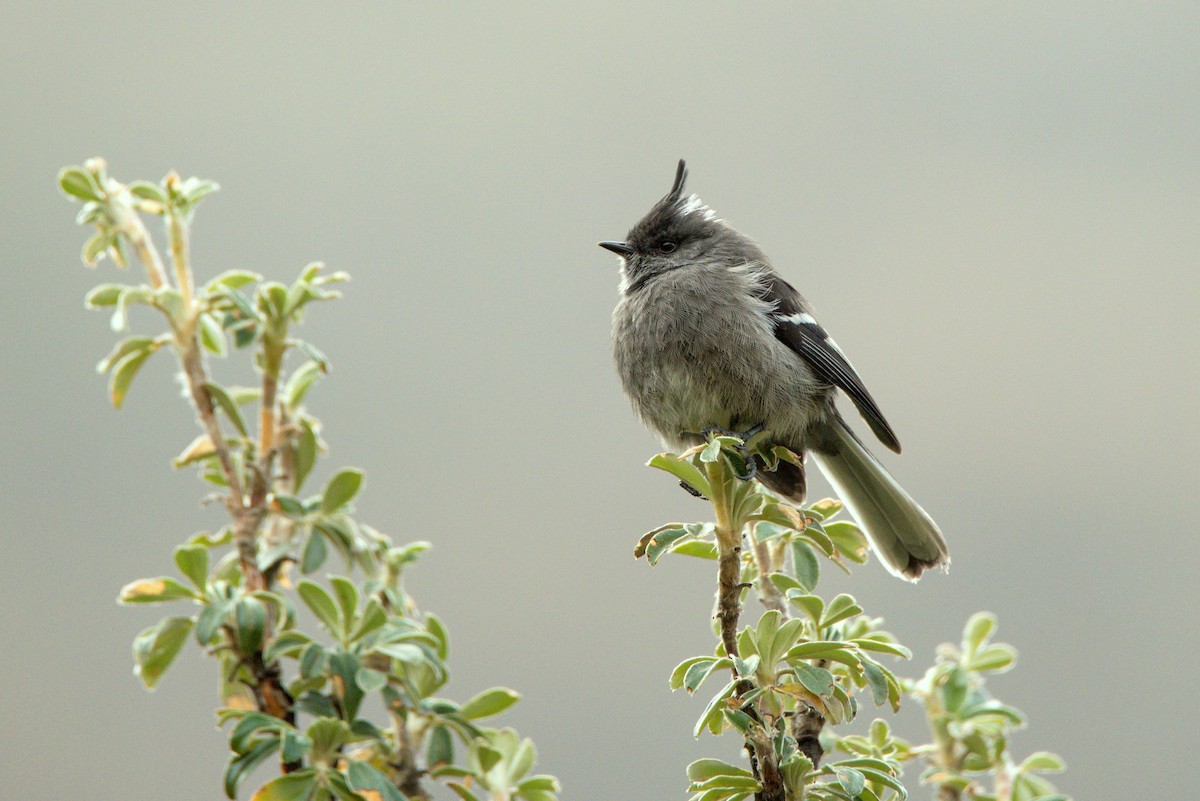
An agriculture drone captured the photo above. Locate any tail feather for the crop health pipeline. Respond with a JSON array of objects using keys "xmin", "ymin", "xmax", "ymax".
[{"xmin": 811, "ymin": 419, "xmax": 949, "ymax": 581}]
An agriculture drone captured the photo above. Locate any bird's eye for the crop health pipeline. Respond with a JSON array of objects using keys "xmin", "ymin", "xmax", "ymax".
[{"xmin": 659, "ymin": 241, "xmax": 677, "ymax": 253}]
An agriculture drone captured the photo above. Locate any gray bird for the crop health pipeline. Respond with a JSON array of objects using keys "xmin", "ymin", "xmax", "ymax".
[{"xmin": 602, "ymin": 160, "xmax": 948, "ymax": 581}]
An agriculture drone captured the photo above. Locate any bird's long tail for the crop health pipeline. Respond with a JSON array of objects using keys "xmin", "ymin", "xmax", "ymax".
[{"xmin": 811, "ymin": 418, "xmax": 949, "ymax": 581}]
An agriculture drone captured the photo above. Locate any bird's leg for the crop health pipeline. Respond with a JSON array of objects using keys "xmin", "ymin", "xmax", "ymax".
[
  {"xmin": 698, "ymin": 423, "xmax": 766, "ymax": 482},
  {"xmin": 679, "ymin": 480, "xmax": 706, "ymax": 499}
]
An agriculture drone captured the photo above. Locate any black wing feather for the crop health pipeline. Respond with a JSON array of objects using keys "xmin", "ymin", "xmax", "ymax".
[{"xmin": 764, "ymin": 275, "xmax": 902, "ymax": 453}]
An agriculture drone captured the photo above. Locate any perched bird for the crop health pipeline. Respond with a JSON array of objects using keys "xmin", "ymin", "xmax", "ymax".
[{"xmin": 602, "ymin": 160, "xmax": 948, "ymax": 581}]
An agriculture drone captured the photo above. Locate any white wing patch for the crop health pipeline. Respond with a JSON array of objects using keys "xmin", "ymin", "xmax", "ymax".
[{"xmin": 776, "ymin": 311, "xmax": 817, "ymax": 326}]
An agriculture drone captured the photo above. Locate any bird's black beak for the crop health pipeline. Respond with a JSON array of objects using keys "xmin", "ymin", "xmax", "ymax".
[{"xmin": 598, "ymin": 241, "xmax": 634, "ymax": 257}]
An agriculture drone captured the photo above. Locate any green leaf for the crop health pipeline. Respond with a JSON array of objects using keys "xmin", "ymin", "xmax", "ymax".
[
  {"xmin": 172, "ymin": 544, "xmax": 209, "ymax": 589},
  {"xmin": 1017, "ymin": 751, "xmax": 1066, "ymax": 774},
  {"xmin": 860, "ymin": 657, "xmax": 889, "ymax": 705},
  {"xmin": 199, "ymin": 313, "xmax": 229, "ymax": 357},
  {"xmin": 250, "ymin": 769, "xmax": 318, "ymax": 801},
  {"xmin": 129, "ymin": 181, "xmax": 167, "ymax": 204},
  {"xmin": 968, "ymin": 643, "xmax": 1017, "ymax": 673},
  {"xmin": 132, "ymin": 615, "xmax": 193, "ymax": 689},
  {"xmin": 293, "ymin": 420, "xmax": 319, "ymax": 491},
  {"xmin": 786, "ymin": 592, "xmax": 824, "ymax": 623},
  {"xmin": 791, "ymin": 541, "xmax": 820, "ymax": 591},
  {"xmin": 790, "ymin": 662, "xmax": 835, "ymax": 696},
  {"xmin": 832, "ymin": 766, "xmax": 866, "ymax": 797},
  {"xmin": 806, "ymin": 498, "xmax": 844, "ymax": 521},
  {"xmin": 460, "ymin": 687, "xmax": 521, "ymax": 720},
  {"xmin": 851, "ymin": 637, "xmax": 913, "ymax": 660},
  {"xmin": 825, "ymin": 521, "xmax": 869, "ymax": 563},
  {"xmin": 447, "ymin": 782, "xmax": 484, "ymax": 801},
  {"xmin": 86, "ymin": 283, "xmax": 126, "ymax": 308},
  {"xmin": 683, "ymin": 658, "xmax": 729, "ymax": 694},
  {"xmin": 306, "ymin": 717, "xmax": 351, "ymax": 763},
  {"xmin": 195, "ymin": 598, "xmax": 234, "ymax": 646},
  {"xmin": 687, "ymin": 758, "xmax": 754, "ymax": 782},
  {"xmin": 118, "ymin": 576, "xmax": 199, "ymax": 604},
  {"xmin": 671, "ymin": 540, "xmax": 719, "ymax": 560},
  {"xmin": 264, "ymin": 630, "xmax": 314, "ymax": 663},
  {"xmin": 224, "ymin": 737, "xmax": 280, "ymax": 799},
  {"xmin": 647, "ymin": 452, "xmax": 711, "ymax": 497},
  {"xmin": 204, "ymin": 382, "xmax": 249, "ymax": 437},
  {"xmin": 109, "ymin": 347, "xmax": 155, "ymax": 408},
  {"xmin": 962, "ymin": 611, "xmax": 997, "ymax": 658},
  {"xmin": 204, "ymin": 270, "xmax": 262, "ymax": 294},
  {"xmin": 346, "ymin": 759, "xmax": 407, "ymax": 801},
  {"xmin": 426, "ymin": 612, "xmax": 449, "ymax": 659},
  {"xmin": 820, "ymin": 594, "xmax": 863, "ymax": 628},
  {"xmin": 355, "ymin": 666, "xmax": 388, "ymax": 694},
  {"xmin": 297, "ymin": 580, "xmax": 343, "ymax": 637},
  {"xmin": 236, "ymin": 596, "xmax": 267, "ymax": 652},
  {"xmin": 329, "ymin": 576, "xmax": 359, "ymax": 631},
  {"xmin": 58, "ymin": 166, "xmax": 103, "ymax": 201},
  {"xmin": 321, "ymin": 469, "xmax": 364, "ymax": 514},
  {"xmin": 693, "ymin": 680, "xmax": 736, "ymax": 738},
  {"xmin": 300, "ymin": 527, "xmax": 328, "ymax": 574},
  {"xmin": 284, "ymin": 361, "xmax": 323, "ymax": 409},
  {"xmin": 427, "ymin": 725, "xmax": 453, "ymax": 768},
  {"xmin": 644, "ymin": 526, "xmax": 693, "ymax": 565}
]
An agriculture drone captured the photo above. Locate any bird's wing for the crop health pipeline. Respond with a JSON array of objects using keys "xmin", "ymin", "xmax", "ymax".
[{"xmin": 763, "ymin": 274, "xmax": 901, "ymax": 453}]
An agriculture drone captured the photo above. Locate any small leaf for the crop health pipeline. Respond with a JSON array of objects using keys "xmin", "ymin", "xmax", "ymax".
[
  {"xmin": 224, "ymin": 737, "xmax": 280, "ymax": 799},
  {"xmin": 118, "ymin": 577, "xmax": 198, "ymax": 604},
  {"xmin": 460, "ymin": 687, "xmax": 521, "ymax": 720},
  {"xmin": 790, "ymin": 662, "xmax": 835, "ymax": 696},
  {"xmin": 1017, "ymin": 751, "xmax": 1066, "ymax": 774},
  {"xmin": 205, "ymin": 382, "xmax": 249, "ymax": 437},
  {"xmin": 860, "ymin": 657, "xmax": 889, "ymax": 705},
  {"xmin": 969, "ymin": 643, "xmax": 1017, "ymax": 673},
  {"xmin": 204, "ymin": 270, "xmax": 262, "ymax": 294},
  {"xmin": 284, "ymin": 361, "xmax": 323, "ymax": 409},
  {"xmin": 174, "ymin": 544, "xmax": 209, "ymax": 589},
  {"xmin": 196, "ymin": 598, "xmax": 234, "ymax": 645},
  {"xmin": 643, "ymin": 526, "xmax": 693, "ymax": 565},
  {"xmin": 85, "ymin": 283, "xmax": 126, "ymax": 308},
  {"xmin": 109, "ymin": 347, "xmax": 155, "ymax": 408},
  {"xmin": 833, "ymin": 766, "xmax": 866, "ymax": 797},
  {"xmin": 791, "ymin": 541, "xmax": 820, "ymax": 591},
  {"xmin": 346, "ymin": 760, "xmax": 407, "ymax": 801},
  {"xmin": 250, "ymin": 769, "xmax": 318, "ymax": 801},
  {"xmin": 129, "ymin": 181, "xmax": 167, "ymax": 204},
  {"xmin": 58, "ymin": 166, "xmax": 103, "ymax": 201},
  {"xmin": 132, "ymin": 615, "xmax": 193, "ymax": 689},
  {"xmin": 294, "ymin": 420, "xmax": 318, "ymax": 491},
  {"xmin": 321, "ymin": 469, "xmax": 363, "ymax": 514},
  {"xmin": 236, "ymin": 596, "xmax": 267, "ymax": 653},
  {"xmin": 199, "ymin": 313, "xmax": 229, "ymax": 357},
  {"xmin": 962, "ymin": 611, "xmax": 997, "ymax": 658},
  {"xmin": 820, "ymin": 593, "xmax": 863, "ymax": 628},
  {"xmin": 646, "ymin": 453, "xmax": 711, "ymax": 498},
  {"xmin": 297, "ymin": 580, "xmax": 343, "ymax": 637},
  {"xmin": 355, "ymin": 666, "xmax": 388, "ymax": 694},
  {"xmin": 687, "ymin": 758, "xmax": 754, "ymax": 782},
  {"xmin": 300, "ymin": 527, "xmax": 328, "ymax": 574},
  {"xmin": 427, "ymin": 725, "xmax": 453, "ymax": 768}
]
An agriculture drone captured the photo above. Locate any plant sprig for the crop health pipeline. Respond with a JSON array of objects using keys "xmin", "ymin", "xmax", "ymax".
[{"xmin": 61, "ymin": 159, "xmax": 560, "ymax": 801}]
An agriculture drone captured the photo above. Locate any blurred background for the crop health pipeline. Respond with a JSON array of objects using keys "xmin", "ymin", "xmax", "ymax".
[{"xmin": 2, "ymin": 3, "xmax": 1196, "ymax": 798}]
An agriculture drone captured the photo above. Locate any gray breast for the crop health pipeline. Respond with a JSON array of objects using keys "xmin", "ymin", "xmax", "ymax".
[{"xmin": 612, "ymin": 263, "xmax": 826, "ymax": 449}]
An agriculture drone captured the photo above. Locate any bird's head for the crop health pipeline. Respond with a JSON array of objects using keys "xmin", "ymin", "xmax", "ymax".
[{"xmin": 599, "ymin": 160, "xmax": 761, "ymax": 293}]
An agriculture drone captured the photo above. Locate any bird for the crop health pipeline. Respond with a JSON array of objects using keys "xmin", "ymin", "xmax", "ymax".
[{"xmin": 602, "ymin": 160, "xmax": 948, "ymax": 581}]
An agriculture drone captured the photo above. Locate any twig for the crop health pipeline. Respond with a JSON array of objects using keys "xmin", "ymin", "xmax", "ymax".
[{"xmin": 704, "ymin": 459, "xmax": 787, "ymax": 801}]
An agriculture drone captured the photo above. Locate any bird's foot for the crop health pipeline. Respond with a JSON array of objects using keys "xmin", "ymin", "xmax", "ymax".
[
  {"xmin": 697, "ymin": 423, "xmax": 765, "ymax": 482},
  {"xmin": 679, "ymin": 480, "xmax": 707, "ymax": 500}
]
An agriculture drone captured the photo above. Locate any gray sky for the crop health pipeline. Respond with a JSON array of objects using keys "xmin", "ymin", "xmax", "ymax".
[{"xmin": 2, "ymin": 3, "xmax": 1197, "ymax": 799}]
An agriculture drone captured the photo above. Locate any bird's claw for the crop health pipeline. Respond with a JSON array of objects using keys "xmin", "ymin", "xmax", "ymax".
[{"xmin": 697, "ymin": 424, "xmax": 764, "ymax": 483}]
